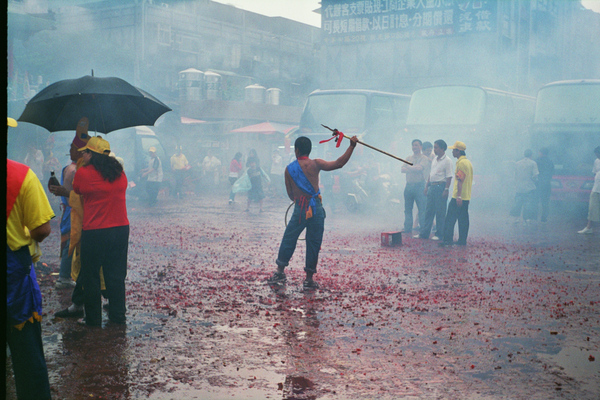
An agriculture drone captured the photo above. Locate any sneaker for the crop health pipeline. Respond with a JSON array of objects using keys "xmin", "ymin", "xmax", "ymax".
[
  {"xmin": 303, "ymin": 279, "xmax": 319, "ymax": 289},
  {"xmin": 267, "ymin": 271, "xmax": 287, "ymax": 284},
  {"xmin": 578, "ymin": 227, "xmax": 593, "ymax": 234},
  {"xmin": 412, "ymin": 233, "xmax": 420, "ymax": 238},
  {"xmin": 228, "ymin": 199, "xmax": 233, "ymax": 204},
  {"xmin": 55, "ymin": 279, "xmax": 76, "ymax": 290},
  {"xmin": 431, "ymin": 236, "xmax": 440, "ymax": 241}
]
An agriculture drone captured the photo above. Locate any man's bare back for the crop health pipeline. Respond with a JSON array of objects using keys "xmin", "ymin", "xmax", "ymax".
[{"xmin": 284, "ymin": 136, "xmax": 359, "ymax": 201}]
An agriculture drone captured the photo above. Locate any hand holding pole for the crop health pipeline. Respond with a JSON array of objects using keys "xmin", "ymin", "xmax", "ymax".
[{"xmin": 320, "ymin": 124, "xmax": 412, "ymax": 165}]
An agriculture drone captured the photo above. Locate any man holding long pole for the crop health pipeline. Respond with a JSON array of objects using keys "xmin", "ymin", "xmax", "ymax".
[{"xmin": 268, "ymin": 135, "xmax": 358, "ymax": 289}]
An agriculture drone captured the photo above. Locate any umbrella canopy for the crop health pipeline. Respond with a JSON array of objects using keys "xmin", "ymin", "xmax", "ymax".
[
  {"xmin": 231, "ymin": 121, "xmax": 297, "ymax": 135},
  {"xmin": 18, "ymin": 75, "xmax": 171, "ymax": 134}
]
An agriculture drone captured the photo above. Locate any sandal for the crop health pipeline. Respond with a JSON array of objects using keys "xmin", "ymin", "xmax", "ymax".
[
  {"xmin": 303, "ymin": 279, "xmax": 319, "ymax": 289},
  {"xmin": 267, "ymin": 271, "xmax": 287, "ymax": 284}
]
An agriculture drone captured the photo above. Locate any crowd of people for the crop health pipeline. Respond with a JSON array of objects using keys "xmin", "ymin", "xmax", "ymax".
[
  {"xmin": 398, "ymin": 138, "xmax": 474, "ymax": 246},
  {"xmin": 7, "ymin": 111, "xmax": 599, "ymax": 398},
  {"xmin": 7, "ymin": 116, "xmax": 130, "ymax": 399}
]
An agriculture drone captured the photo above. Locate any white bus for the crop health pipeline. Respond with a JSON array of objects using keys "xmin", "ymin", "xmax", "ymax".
[
  {"xmin": 531, "ymin": 79, "xmax": 600, "ymax": 204},
  {"xmin": 405, "ymin": 85, "xmax": 536, "ymax": 200}
]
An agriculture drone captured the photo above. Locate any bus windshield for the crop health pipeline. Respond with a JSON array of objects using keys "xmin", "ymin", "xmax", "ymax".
[
  {"xmin": 535, "ymin": 82, "xmax": 600, "ymax": 124},
  {"xmin": 407, "ymin": 86, "xmax": 486, "ymax": 125},
  {"xmin": 300, "ymin": 93, "xmax": 368, "ymax": 134}
]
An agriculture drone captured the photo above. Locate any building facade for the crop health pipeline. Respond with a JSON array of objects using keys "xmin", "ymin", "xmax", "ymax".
[{"xmin": 318, "ymin": 0, "xmax": 600, "ymax": 95}]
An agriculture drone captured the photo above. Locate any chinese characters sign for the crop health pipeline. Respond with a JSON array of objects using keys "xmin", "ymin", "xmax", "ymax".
[{"xmin": 321, "ymin": 0, "xmax": 497, "ymax": 44}]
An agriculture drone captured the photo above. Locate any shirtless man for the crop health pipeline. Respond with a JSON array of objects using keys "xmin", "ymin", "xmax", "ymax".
[{"xmin": 268, "ymin": 135, "xmax": 358, "ymax": 289}]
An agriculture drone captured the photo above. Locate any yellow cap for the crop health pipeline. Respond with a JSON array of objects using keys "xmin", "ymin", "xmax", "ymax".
[
  {"xmin": 448, "ymin": 141, "xmax": 466, "ymax": 151},
  {"xmin": 7, "ymin": 117, "xmax": 18, "ymax": 127},
  {"xmin": 149, "ymin": 146, "xmax": 157, "ymax": 153},
  {"xmin": 78, "ymin": 136, "xmax": 111, "ymax": 155}
]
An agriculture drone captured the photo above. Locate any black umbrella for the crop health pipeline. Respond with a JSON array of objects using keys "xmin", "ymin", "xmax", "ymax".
[{"xmin": 18, "ymin": 75, "xmax": 171, "ymax": 133}]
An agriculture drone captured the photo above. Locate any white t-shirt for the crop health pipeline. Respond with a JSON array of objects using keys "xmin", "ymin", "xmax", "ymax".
[
  {"xmin": 147, "ymin": 156, "xmax": 163, "ymax": 182},
  {"xmin": 592, "ymin": 158, "xmax": 600, "ymax": 193},
  {"xmin": 514, "ymin": 157, "xmax": 539, "ymax": 193},
  {"xmin": 429, "ymin": 154, "xmax": 453, "ymax": 183}
]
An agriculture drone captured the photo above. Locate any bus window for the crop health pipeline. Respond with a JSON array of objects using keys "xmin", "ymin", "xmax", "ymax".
[
  {"xmin": 407, "ymin": 86, "xmax": 486, "ymax": 125},
  {"xmin": 535, "ymin": 83, "xmax": 600, "ymax": 124},
  {"xmin": 370, "ymin": 95, "xmax": 395, "ymax": 130},
  {"xmin": 405, "ymin": 85, "xmax": 536, "ymax": 200},
  {"xmin": 300, "ymin": 93, "xmax": 368, "ymax": 135}
]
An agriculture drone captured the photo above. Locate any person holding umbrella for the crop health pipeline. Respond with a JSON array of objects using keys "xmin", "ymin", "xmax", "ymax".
[
  {"xmin": 48, "ymin": 118, "xmax": 90, "ymax": 290},
  {"xmin": 73, "ymin": 136, "xmax": 129, "ymax": 326}
]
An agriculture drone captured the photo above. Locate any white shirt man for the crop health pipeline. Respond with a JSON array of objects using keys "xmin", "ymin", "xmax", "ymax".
[
  {"xmin": 510, "ymin": 149, "xmax": 539, "ymax": 223},
  {"xmin": 419, "ymin": 140, "xmax": 453, "ymax": 240}
]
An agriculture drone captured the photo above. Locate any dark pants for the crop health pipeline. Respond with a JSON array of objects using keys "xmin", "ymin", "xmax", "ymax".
[
  {"xmin": 7, "ymin": 320, "xmax": 51, "ymax": 400},
  {"xmin": 80, "ymin": 225, "xmax": 129, "ymax": 325},
  {"xmin": 71, "ymin": 250, "xmax": 108, "ymax": 307},
  {"xmin": 443, "ymin": 198, "xmax": 470, "ymax": 245},
  {"xmin": 146, "ymin": 181, "xmax": 160, "ymax": 205},
  {"xmin": 173, "ymin": 170, "xmax": 186, "ymax": 198},
  {"xmin": 58, "ymin": 237, "xmax": 72, "ymax": 279},
  {"xmin": 420, "ymin": 184, "xmax": 448, "ymax": 238},
  {"xmin": 404, "ymin": 181, "xmax": 426, "ymax": 232},
  {"xmin": 537, "ymin": 184, "xmax": 551, "ymax": 222},
  {"xmin": 229, "ymin": 177, "xmax": 237, "ymax": 201},
  {"xmin": 72, "ymin": 278, "xmax": 84, "ymax": 306},
  {"xmin": 510, "ymin": 190, "xmax": 537, "ymax": 221},
  {"xmin": 276, "ymin": 201, "xmax": 325, "ymax": 274}
]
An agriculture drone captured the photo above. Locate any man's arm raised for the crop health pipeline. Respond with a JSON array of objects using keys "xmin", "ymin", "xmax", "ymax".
[{"xmin": 315, "ymin": 136, "xmax": 358, "ymax": 171}]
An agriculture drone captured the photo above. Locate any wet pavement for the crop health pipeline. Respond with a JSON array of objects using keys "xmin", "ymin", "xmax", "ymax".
[{"xmin": 5, "ymin": 191, "xmax": 600, "ymax": 399}]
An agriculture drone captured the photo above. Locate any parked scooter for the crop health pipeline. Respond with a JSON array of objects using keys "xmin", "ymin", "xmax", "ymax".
[{"xmin": 345, "ymin": 173, "xmax": 399, "ymax": 213}]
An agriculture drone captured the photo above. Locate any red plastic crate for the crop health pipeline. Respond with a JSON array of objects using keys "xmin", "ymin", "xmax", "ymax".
[{"xmin": 381, "ymin": 231, "xmax": 402, "ymax": 247}]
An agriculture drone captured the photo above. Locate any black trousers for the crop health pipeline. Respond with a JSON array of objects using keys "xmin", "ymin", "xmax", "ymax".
[
  {"xmin": 80, "ymin": 225, "xmax": 129, "ymax": 325},
  {"xmin": 146, "ymin": 181, "xmax": 160, "ymax": 205},
  {"xmin": 443, "ymin": 198, "xmax": 470, "ymax": 245},
  {"xmin": 7, "ymin": 320, "xmax": 51, "ymax": 399}
]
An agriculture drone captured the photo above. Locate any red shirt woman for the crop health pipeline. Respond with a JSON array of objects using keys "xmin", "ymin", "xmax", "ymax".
[{"xmin": 73, "ymin": 136, "xmax": 129, "ymax": 326}]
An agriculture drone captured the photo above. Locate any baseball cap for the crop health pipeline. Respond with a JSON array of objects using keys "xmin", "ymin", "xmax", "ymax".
[
  {"xmin": 448, "ymin": 141, "xmax": 466, "ymax": 151},
  {"xmin": 78, "ymin": 136, "xmax": 111, "ymax": 155},
  {"xmin": 7, "ymin": 117, "xmax": 18, "ymax": 127},
  {"xmin": 149, "ymin": 146, "xmax": 157, "ymax": 153}
]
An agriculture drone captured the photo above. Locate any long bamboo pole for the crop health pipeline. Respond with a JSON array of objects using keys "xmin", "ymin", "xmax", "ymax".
[{"xmin": 321, "ymin": 124, "xmax": 413, "ymax": 165}]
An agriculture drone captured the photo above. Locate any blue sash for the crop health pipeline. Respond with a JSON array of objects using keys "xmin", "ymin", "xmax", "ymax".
[
  {"xmin": 60, "ymin": 165, "xmax": 72, "ymax": 235},
  {"xmin": 287, "ymin": 160, "xmax": 320, "ymax": 218},
  {"xmin": 6, "ymin": 244, "xmax": 43, "ymax": 327}
]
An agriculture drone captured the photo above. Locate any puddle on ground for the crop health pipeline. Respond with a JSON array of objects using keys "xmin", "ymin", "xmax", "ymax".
[{"xmin": 538, "ymin": 346, "xmax": 599, "ymax": 392}]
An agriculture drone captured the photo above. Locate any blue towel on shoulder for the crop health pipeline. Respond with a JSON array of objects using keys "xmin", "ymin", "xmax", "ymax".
[{"xmin": 287, "ymin": 160, "xmax": 320, "ymax": 218}]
